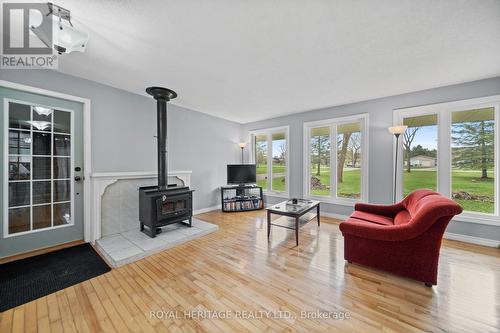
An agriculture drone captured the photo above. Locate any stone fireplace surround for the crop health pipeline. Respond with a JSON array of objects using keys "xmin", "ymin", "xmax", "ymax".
[
  {"xmin": 91, "ymin": 171, "xmax": 218, "ymax": 267},
  {"xmin": 91, "ymin": 171, "xmax": 192, "ymax": 241}
]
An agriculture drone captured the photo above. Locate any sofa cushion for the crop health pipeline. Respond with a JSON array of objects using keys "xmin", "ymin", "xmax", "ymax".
[
  {"xmin": 351, "ymin": 211, "xmax": 394, "ymax": 226},
  {"xmin": 394, "ymin": 210, "xmax": 411, "ymax": 225}
]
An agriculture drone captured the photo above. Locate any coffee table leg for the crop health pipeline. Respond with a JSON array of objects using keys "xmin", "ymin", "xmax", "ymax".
[
  {"xmin": 267, "ymin": 210, "xmax": 271, "ymax": 239},
  {"xmin": 295, "ymin": 216, "xmax": 299, "ymax": 246},
  {"xmin": 317, "ymin": 204, "xmax": 320, "ymax": 226}
]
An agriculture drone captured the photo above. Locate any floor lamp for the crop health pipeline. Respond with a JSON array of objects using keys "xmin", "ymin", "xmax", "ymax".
[
  {"xmin": 238, "ymin": 142, "xmax": 246, "ymax": 163},
  {"xmin": 388, "ymin": 126, "xmax": 407, "ymax": 203}
]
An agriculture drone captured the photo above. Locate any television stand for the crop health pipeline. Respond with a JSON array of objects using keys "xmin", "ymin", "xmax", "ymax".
[{"xmin": 221, "ymin": 185, "xmax": 263, "ymax": 212}]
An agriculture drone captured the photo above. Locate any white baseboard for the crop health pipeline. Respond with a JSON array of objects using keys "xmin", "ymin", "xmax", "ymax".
[
  {"xmin": 444, "ymin": 232, "xmax": 499, "ymax": 248},
  {"xmin": 193, "ymin": 205, "xmax": 220, "ymax": 215},
  {"xmin": 320, "ymin": 211, "xmax": 349, "ymax": 220}
]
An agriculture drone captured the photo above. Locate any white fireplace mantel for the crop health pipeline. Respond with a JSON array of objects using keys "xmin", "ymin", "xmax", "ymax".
[{"xmin": 89, "ymin": 171, "xmax": 192, "ymax": 242}]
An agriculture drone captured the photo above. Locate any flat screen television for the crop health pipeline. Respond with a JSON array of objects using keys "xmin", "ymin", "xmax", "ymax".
[{"xmin": 227, "ymin": 164, "xmax": 256, "ymax": 185}]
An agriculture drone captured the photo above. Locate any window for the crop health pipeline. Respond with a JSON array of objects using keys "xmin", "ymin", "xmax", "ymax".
[
  {"xmin": 402, "ymin": 114, "xmax": 438, "ymax": 196},
  {"xmin": 309, "ymin": 127, "xmax": 330, "ymax": 196},
  {"xmin": 395, "ymin": 96, "xmax": 499, "ymax": 220},
  {"xmin": 255, "ymin": 134, "xmax": 268, "ymax": 190},
  {"xmin": 250, "ymin": 127, "xmax": 289, "ymax": 195},
  {"xmin": 271, "ymin": 132, "xmax": 287, "ymax": 192},
  {"xmin": 451, "ymin": 108, "xmax": 495, "ymax": 214},
  {"xmin": 304, "ymin": 114, "xmax": 368, "ymax": 203},
  {"xmin": 337, "ymin": 122, "xmax": 362, "ymax": 199}
]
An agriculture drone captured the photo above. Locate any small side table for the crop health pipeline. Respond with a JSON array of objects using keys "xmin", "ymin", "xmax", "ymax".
[{"xmin": 266, "ymin": 200, "xmax": 320, "ymax": 246}]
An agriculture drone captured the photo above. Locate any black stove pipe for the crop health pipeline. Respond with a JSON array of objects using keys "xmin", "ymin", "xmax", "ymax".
[{"xmin": 146, "ymin": 87, "xmax": 178, "ymax": 191}]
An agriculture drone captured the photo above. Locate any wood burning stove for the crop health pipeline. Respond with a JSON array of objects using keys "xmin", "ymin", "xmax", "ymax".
[
  {"xmin": 139, "ymin": 185, "xmax": 193, "ymax": 237},
  {"xmin": 139, "ymin": 87, "xmax": 193, "ymax": 238}
]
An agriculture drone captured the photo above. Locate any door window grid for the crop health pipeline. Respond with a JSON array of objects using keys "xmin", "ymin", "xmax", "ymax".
[{"xmin": 6, "ymin": 101, "xmax": 73, "ymax": 235}]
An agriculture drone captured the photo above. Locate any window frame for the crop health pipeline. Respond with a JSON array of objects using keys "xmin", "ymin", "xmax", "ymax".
[
  {"xmin": 394, "ymin": 95, "xmax": 500, "ymax": 225},
  {"xmin": 303, "ymin": 113, "xmax": 369, "ymax": 205},
  {"xmin": 249, "ymin": 126, "xmax": 290, "ymax": 197}
]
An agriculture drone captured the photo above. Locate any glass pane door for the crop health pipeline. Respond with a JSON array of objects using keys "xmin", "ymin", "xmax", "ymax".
[{"xmin": 6, "ymin": 101, "xmax": 73, "ymax": 235}]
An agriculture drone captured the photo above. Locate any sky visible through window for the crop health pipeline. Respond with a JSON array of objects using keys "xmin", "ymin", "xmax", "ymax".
[
  {"xmin": 272, "ymin": 140, "xmax": 285, "ymax": 158},
  {"xmin": 413, "ymin": 125, "xmax": 437, "ymax": 149}
]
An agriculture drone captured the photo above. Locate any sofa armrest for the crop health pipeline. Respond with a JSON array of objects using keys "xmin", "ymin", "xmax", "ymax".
[
  {"xmin": 354, "ymin": 202, "xmax": 404, "ymax": 218},
  {"xmin": 340, "ymin": 219, "xmax": 416, "ymax": 241}
]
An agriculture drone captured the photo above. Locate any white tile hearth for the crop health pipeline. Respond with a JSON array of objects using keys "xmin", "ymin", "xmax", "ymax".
[{"xmin": 95, "ymin": 218, "xmax": 218, "ymax": 267}]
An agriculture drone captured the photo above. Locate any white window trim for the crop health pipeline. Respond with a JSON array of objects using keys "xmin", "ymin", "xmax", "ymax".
[
  {"xmin": 249, "ymin": 126, "xmax": 290, "ymax": 197},
  {"xmin": 394, "ymin": 95, "xmax": 500, "ymax": 226},
  {"xmin": 3, "ymin": 98, "xmax": 75, "ymax": 238},
  {"xmin": 303, "ymin": 113, "xmax": 369, "ymax": 206}
]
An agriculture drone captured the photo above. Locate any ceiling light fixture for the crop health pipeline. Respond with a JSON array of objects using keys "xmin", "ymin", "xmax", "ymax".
[{"xmin": 30, "ymin": 2, "xmax": 89, "ymax": 55}]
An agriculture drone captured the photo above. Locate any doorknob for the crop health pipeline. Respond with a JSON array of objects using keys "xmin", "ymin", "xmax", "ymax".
[{"xmin": 74, "ymin": 176, "xmax": 82, "ymax": 182}]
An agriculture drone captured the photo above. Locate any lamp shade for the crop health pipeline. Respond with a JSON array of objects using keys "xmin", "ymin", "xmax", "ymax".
[
  {"xmin": 388, "ymin": 125, "xmax": 408, "ymax": 135},
  {"xmin": 238, "ymin": 142, "xmax": 247, "ymax": 149}
]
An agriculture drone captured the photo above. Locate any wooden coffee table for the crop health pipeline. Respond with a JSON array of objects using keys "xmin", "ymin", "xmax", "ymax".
[{"xmin": 266, "ymin": 199, "xmax": 320, "ymax": 246}]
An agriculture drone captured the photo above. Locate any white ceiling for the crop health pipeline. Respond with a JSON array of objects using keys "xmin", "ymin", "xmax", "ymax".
[{"xmin": 54, "ymin": 0, "xmax": 500, "ymax": 123}]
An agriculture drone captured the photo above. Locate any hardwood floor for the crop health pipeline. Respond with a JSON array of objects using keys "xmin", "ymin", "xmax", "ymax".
[{"xmin": 1, "ymin": 210, "xmax": 499, "ymax": 332}]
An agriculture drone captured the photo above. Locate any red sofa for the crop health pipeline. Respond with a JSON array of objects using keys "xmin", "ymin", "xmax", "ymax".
[{"xmin": 339, "ymin": 189, "xmax": 462, "ymax": 286}]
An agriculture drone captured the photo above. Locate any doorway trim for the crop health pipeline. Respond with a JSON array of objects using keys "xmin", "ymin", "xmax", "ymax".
[{"xmin": 0, "ymin": 80, "xmax": 92, "ymax": 242}]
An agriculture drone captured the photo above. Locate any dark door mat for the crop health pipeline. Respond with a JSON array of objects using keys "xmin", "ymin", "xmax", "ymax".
[{"xmin": 0, "ymin": 243, "xmax": 111, "ymax": 312}]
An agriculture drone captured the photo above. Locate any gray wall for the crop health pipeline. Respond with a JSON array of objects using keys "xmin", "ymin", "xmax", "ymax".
[
  {"xmin": 2, "ymin": 68, "xmax": 499, "ymax": 242},
  {"xmin": 242, "ymin": 77, "xmax": 500, "ymax": 241},
  {"xmin": 0, "ymin": 69, "xmax": 241, "ymax": 210}
]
